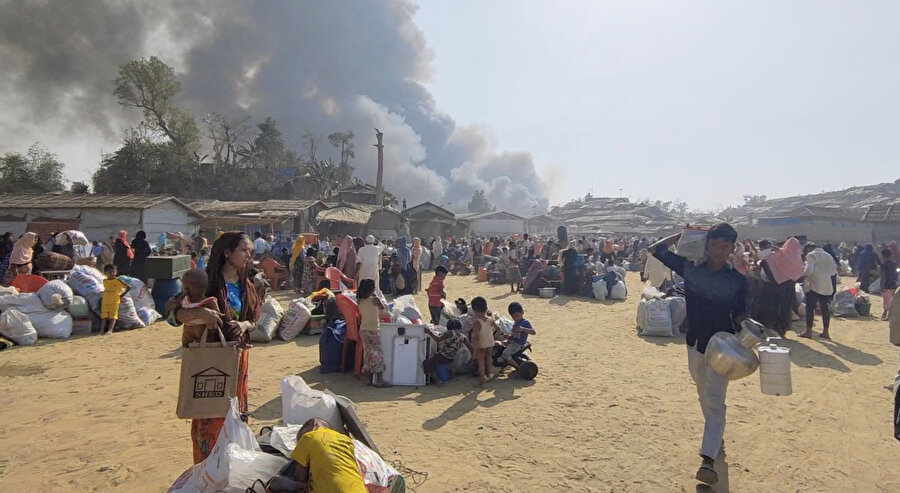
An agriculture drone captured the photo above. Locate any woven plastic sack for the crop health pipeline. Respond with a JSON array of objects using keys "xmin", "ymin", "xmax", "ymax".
[
  {"xmin": 252, "ymin": 296, "xmax": 284, "ymax": 342},
  {"xmin": 66, "ymin": 296, "xmax": 90, "ymax": 318},
  {"xmin": 116, "ymin": 296, "xmax": 146, "ymax": 329},
  {"xmin": 277, "ymin": 299, "xmax": 311, "ymax": 341},
  {"xmin": 637, "ymin": 298, "xmax": 673, "ymax": 336},
  {"xmin": 280, "ymin": 375, "xmax": 344, "ymax": 430}
]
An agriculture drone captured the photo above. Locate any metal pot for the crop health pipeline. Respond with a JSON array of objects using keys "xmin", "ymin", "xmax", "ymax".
[
  {"xmin": 705, "ymin": 331, "xmax": 760, "ymax": 380},
  {"xmin": 738, "ymin": 318, "xmax": 766, "ymax": 348}
]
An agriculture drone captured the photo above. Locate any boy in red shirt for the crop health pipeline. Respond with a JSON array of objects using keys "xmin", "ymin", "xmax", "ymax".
[{"xmin": 427, "ymin": 266, "xmax": 449, "ymax": 324}]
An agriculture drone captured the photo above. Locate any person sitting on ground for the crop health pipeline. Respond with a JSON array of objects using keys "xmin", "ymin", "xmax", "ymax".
[
  {"xmin": 427, "ymin": 266, "xmax": 448, "ymax": 324},
  {"xmin": 424, "ymin": 318, "xmax": 471, "ymax": 386},
  {"xmin": 501, "ymin": 302, "xmax": 535, "ymax": 373},
  {"xmin": 166, "ymin": 269, "xmax": 220, "ymax": 347},
  {"xmin": 100, "ymin": 264, "xmax": 130, "ymax": 335},
  {"xmin": 288, "ymin": 418, "xmax": 367, "ymax": 493}
]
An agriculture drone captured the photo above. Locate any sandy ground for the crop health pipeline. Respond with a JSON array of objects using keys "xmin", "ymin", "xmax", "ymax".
[{"xmin": 1, "ymin": 272, "xmax": 899, "ymax": 492}]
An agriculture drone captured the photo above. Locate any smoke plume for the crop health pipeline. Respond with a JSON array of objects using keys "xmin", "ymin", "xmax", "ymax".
[{"xmin": 0, "ymin": 0, "xmax": 549, "ymax": 214}]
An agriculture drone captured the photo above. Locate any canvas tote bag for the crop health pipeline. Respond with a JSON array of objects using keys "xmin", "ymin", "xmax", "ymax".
[{"xmin": 177, "ymin": 327, "xmax": 243, "ymax": 419}]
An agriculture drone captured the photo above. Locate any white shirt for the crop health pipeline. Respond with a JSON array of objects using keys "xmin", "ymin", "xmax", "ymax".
[
  {"xmin": 357, "ymin": 243, "xmax": 385, "ymax": 280},
  {"xmin": 253, "ymin": 237, "xmax": 269, "ymax": 254},
  {"xmin": 803, "ymin": 248, "xmax": 837, "ymax": 296}
]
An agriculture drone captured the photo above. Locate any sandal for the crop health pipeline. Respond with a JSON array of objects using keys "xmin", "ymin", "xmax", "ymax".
[
  {"xmin": 696, "ymin": 462, "xmax": 718, "ymax": 485},
  {"xmin": 374, "ymin": 382, "xmax": 393, "ymax": 388}
]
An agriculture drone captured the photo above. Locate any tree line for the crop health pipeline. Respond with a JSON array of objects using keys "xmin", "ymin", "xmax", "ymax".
[{"xmin": 1, "ymin": 56, "xmax": 362, "ymax": 200}]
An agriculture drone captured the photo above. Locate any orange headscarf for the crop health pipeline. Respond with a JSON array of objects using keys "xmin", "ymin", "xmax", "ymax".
[{"xmin": 117, "ymin": 230, "xmax": 134, "ymax": 259}]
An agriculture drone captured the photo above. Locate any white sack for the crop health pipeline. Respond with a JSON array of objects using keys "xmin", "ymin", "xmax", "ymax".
[
  {"xmin": 223, "ymin": 443, "xmax": 289, "ymax": 493},
  {"xmin": 37, "ymin": 280, "xmax": 74, "ymax": 310},
  {"xmin": 29, "ymin": 309, "xmax": 73, "ymax": 339},
  {"xmin": 66, "ymin": 296, "xmax": 90, "ymax": 318},
  {"xmin": 252, "ymin": 296, "xmax": 284, "ymax": 342},
  {"xmin": 280, "ymin": 375, "xmax": 343, "ymax": 430},
  {"xmin": 609, "ymin": 281, "xmax": 627, "ymax": 300},
  {"xmin": 0, "ymin": 309, "xmax": 37, "ymax": 345},
  {"xmin": 637, "ymin": 298, "xmax": 674, "ymax": 337},
  {"xmin": 167, "ymin": 398, "xmax": 260, "ymax": 493},
  {"xmin": 277, "ymin": 299, "xmax": 311, "ymax": 341},
  {"xmin": 390, "ymin": 294, "xmax": 422, "ymax": 322},
  {"xmin": 667, "ymin": 297, "xmax": 687, "ymax": 333}
]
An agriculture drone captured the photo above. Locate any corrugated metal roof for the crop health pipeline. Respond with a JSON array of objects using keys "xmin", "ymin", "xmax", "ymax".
[
  {"xmin": 191, "ymin": 199, "xmax": 323, "ymax": 214},
  {"xmin": 0, "ymin": 193, "xmax": 202, "ymax": 217},
  {"xmin": 316, "ymin": 206, "xmax": 371, "ymax": 225}
]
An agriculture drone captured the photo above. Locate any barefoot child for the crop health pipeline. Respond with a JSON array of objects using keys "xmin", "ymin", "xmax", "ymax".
[
  {"xmin": 470, "ymin": 296, "xmax": 500, "ymax": 387},
  {"xmin": 501, "ymin": 302, "xmax": 535, "ymax": 372},
  {"xmin": 357, "ymin": 279, "xmax": 391, "ymax": 388},
  {"xmin": 166, "ymin": 269, "xmax": 220, "ymax": 346},
  {"xmin": 100, "ymin": 264, "xmax": 130, "ymax": 334},
  {"xmin": 427, "ymin": 266, "xmax": 449, "ymax": 324}
]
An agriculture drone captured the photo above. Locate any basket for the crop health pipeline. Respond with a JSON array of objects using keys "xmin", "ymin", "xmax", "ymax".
[{"xmin": 855, "ymin": 302, "xmax": 871, "ymax": 317}]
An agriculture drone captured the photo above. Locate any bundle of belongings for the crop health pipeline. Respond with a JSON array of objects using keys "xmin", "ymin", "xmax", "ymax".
[
  {"xmin": 635, "ymin": 286, "xmax": 687, "ymax": 337},
  {"xmin": 0, "ymin": 279, "xmax": 79, "ymax": 347},
  {"xmin": 167, "ymin": 376, "xmax": 406, "ymax": 493}
]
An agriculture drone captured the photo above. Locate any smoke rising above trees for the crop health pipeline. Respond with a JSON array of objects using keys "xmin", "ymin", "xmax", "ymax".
[{"xmin": 0, "ymin": 0, "xmax": 549, "ymax": 214}]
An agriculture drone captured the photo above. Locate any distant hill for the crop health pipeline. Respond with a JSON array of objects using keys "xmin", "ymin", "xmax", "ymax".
[{"xmin": 723, "ymin": 179, "xmax": 900, "ymax": 223}]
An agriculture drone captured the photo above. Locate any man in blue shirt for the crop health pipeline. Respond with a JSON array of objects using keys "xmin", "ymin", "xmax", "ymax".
[{"xmin": 651, "ymin": 223, "xmax": 747, "ymax": 486}]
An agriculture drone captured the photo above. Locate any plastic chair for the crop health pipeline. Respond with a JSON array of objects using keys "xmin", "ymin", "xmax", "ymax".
[
  {"xmin": 335, "ymin": 293, "xmax": 364, "ymax": 378},
  {"xmin": 325, "ymin": 267, "xmax": 357, "ymax": 292},
  {"xmin": 11, "ymin": 274, "xmax": 48, "ymax": 293},
  {"xmin": 259, "ymin": 258, "xmax": 288, "ymax": 290},
  {"xmin": 311, "ymin": 265, "xmax": 328, "ymax": 291}
]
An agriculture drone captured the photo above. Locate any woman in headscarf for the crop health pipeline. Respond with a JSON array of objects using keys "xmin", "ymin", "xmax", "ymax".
[
  {"xmin": 2, "ymin": 232, "xmax": 37, "ymax": 286},
  {"xmin": 168, "ymin": 231, "xmax": 261, "ymax": 464},
  {"xmin": 410, "ymin": 237, "xmax": 422, "ymax": 293},
  {"xmin": 130, "ymin": 231, "xmax": 152, "ymax": 282},
  {"xmin": 336, "ymin": 235, "xmax": 358, "ymax": 279},
  {"xmin": 0, "ymin": 232, "xmax": 14, "ymax": 282},
  {"xmin": 561, "ymin": 241, "xmax": 579, "ymax": 295},
  {"xmin": 522, "ymin": 259, "xmax": 549, "ymax": 295},
  {"xmin": 856, "ymin": 244, "xmax": 880, "ymax": 292},
  {"xmin": 300, "ymin": 247, "xmax": 321, "ymax": 294},
  {"xmin": 113, "ymin": 230, "xmax": 133, "ymax": 275},
  {"xmin": 290, "ymin": 235, "xmax": 306, "ymax": 292}
]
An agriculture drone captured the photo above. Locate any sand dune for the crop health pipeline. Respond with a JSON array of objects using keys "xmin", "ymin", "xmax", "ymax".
[{"xmin": 1, "ymin": 273, "xmax": 898, "ymax": 492}]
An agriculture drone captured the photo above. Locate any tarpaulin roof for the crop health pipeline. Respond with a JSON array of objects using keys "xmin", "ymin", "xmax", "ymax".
[{"xmin": 316, "ymin": 206, "xmax": 371, "ymax": 225}]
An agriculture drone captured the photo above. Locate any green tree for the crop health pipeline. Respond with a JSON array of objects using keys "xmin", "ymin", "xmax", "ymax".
[
  {"xmin": 0, "ymin": 142, "xmax": 66, "ymax": 193},
  {"xmin": 70, "ymin": 182, "xmax": 90, "ymax": 194},
  {"xmin": 301, "ymin": 130, "xmax": 321, "ymax": 162},
  {"xmin": 467, "ymin": 189, "xmax": 495, "ymax": 213},
  {"xmin": 327, "ymin": 131, "xmax": 355, "ymax": 166},
  {"xmin": 742, "ymin": 194, "xmax": 767, "ymax": 206},
  {"xmin": 113, "ymin": 56, "xmax": 200, "ymax": 155}
]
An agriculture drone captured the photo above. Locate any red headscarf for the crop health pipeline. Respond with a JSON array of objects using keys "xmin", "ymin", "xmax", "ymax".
[{"xmin": 117, "ymin": 230, "xmax": 134, "ymax": 259}]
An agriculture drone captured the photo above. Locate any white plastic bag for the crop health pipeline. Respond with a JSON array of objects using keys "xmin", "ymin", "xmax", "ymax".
[
  {"xmin": 66, "ymin": 296, "xmax": 90, "ymax": 318},
  {"xmin": 280, "ymin": 375, "xmax": 344, "ymax": 430},
  {"xmin": 592, "ymin": 280, "xmax": 608, "ymax": 301},
  {"xmin": 354, "ymin": 439, "xmax": 402, "ymax": 492},
  {"xmin": 269, "ymin": 424, "xmax": 303, "ymax": 457},
  {"xmin": 496, "ymin": 317, "xmax": 514, "ymax": 336},
  {"xmin": 253, "ymin": 296, "xmax": 284, "ymax": 342},
  {"xmin": 608, "ymin": 281, "xmax": 627, "ymax": 300},
  {"xmin": 167, "ymin": 398, "xmax": 259, "ymax": 493},
  {"xmin": 637, "ymin": 298, "xmax": 673, "ymax": 336},
  {"xmin": 278, "ymin": 299, "xmax": 311, "ymax": 341},
  {"xmin": 868, "ymin": 278, "xmax": 882, "ymax": 294},
  {"xmin": 0, "ymin": 309, "xmax": 37, "ymax": 345},
  {"xmin": 29, "ymin": 309, "xmax": 73, "ymax": 339},
  {"xmin": 37, "ymin": 280, "xmax": 74, "ymax": 310},
  {"xmin": 223, "ymin": 443, "xmax": 289, "ymax": 493},
  {"xmin": 676, "ymin": 227, "xmax": 708, "ymax": 263},
  {"xmin": 390, "ymin": 294, "xmax": 422, "ymax": 322}
]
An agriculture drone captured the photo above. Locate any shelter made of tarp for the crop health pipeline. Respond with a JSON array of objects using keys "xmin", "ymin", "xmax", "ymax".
[{"xmin": 316, "ymin": 206, "xmax": 371, "ymax": 225}]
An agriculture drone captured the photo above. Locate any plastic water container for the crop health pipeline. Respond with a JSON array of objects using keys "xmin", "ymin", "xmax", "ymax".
[
  {"xmin": 151, "ymin": 278, "xmax": 182, "ymax": 314},
  {"xmin": 435, "ymin": 363, "xmax": 452, "ymax": 383},
  {"xmin": 758, "ymin": 343, "xmax": 792, "ymax": 396}
]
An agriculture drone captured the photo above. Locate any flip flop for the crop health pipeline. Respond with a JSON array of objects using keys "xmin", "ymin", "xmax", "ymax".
[
  {"xmin": 819, "ymin": 333, "xmax": 831, "ymax": 340},
  {"xmin": 798, "ymin": 333, "xmax": 813, "ymax": 339},
  {"xmin": 696, "ymin": 463, "xmax": 718, "ymax": 485}
]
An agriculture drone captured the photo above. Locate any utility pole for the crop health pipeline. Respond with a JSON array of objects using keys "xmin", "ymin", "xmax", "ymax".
[{"xmin": 374, "ymin": 128, "xmax": 384, "ymax": 207}]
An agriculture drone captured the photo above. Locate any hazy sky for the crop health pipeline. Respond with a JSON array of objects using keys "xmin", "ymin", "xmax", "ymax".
[{"xmin": 415, "ymin": 1, "xmax": 900, "ymax": 210}]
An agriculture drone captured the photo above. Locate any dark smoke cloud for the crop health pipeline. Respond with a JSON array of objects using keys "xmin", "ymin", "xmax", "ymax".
[{"xmin": 0, "ymin": 0, "xmax": 549, "ymax": 214}]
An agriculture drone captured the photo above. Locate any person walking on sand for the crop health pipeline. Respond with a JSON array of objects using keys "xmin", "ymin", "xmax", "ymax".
[
  {"xmin": 800, "ymin": 243, "xmax": 837, "ymax": 339},
  {"xmin": 650, "ymin": 223, "xmax": 748, "ymax": 486}
]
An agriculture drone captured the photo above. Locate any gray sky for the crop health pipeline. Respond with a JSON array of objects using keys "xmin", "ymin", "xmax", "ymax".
[{"xmin": 415, "ymin": 0, "xmax": 900, "ymax": 210}]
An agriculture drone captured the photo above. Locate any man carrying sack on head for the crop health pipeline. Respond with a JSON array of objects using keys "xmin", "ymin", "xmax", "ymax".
[{"xmin": 650, "ymin": 223, "xmax": 748, "ymax": 486}]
